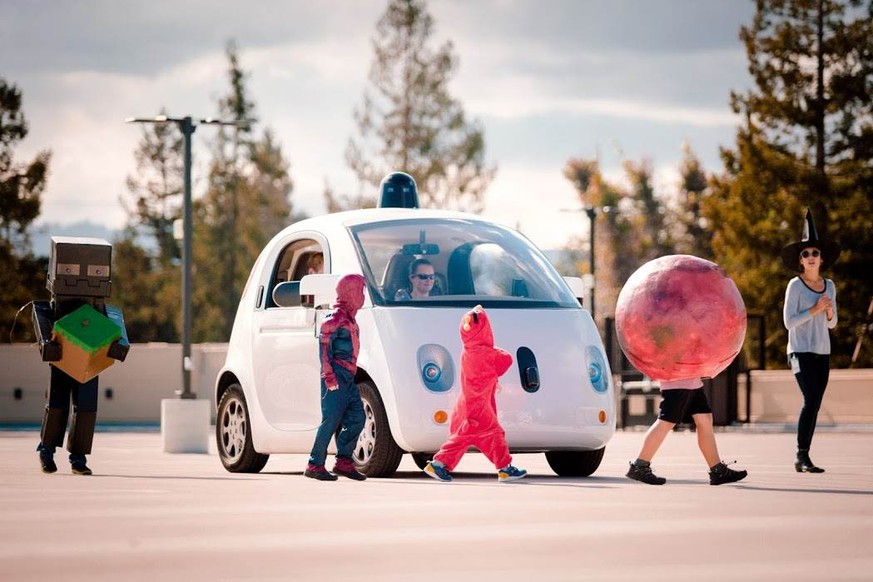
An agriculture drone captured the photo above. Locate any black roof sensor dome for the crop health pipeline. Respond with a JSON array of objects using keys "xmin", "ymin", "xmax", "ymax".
[{"xmin": 378, "ymin": 171, "xmax": 419, "ymax": 209}]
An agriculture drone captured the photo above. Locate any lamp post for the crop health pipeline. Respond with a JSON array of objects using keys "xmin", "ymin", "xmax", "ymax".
[
  {"xmin": 125, "ymin": 115, "xmax": 249, "ymax": 399},
  {"xmin": 561, "ymin": 205, "xmax": 612, "ymax": 319},
  {"xmin": 585, "ymin": 206, "xmax": 597, "ymax": 319}
]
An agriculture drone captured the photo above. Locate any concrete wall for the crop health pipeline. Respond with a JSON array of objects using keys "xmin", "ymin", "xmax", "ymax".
[
  {"xmin": 2, "ymin": 343, "xmax": 872, "ymax": 425},
  {"xmin": 743, "ymin": 368, "xmax": 873, "ymax": 424},
  {"xmin": 0, "ymin": 343, "xmax": 227, "ymax": 424}
]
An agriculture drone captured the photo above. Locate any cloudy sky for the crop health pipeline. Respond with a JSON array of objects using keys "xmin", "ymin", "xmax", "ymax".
[{"xmin": 2, "ymin": 0, "xmax": 755, "ymax": 251}]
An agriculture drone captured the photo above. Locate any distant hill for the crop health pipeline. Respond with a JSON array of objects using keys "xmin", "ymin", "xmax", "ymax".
[{"xmin": 29, "ymin": 221, "xmax": 121, "ymax": 257}]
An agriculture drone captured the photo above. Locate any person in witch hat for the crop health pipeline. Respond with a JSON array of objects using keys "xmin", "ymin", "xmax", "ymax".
[{"xmin": 781, "ymin": 208, "xmax": 841, "ymax": 473}]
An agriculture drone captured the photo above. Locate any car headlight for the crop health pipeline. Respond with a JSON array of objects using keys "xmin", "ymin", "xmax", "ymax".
[
  {"xmin": 586, "ymin": 346, "xmax": 609, "ymax": 394},
  {"xmin": 417, "ymin": 344, "xmax": 455, "ymax": 392}
]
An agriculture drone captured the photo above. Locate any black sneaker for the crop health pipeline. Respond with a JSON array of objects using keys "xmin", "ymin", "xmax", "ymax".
[
  {"xmin": 709, "ymin": 461, "xmax": 747, "ymax": 486},
  {"xmin": 626, "ymin": 461, "xmax": 666, "ymax": 485},
  {"xmin": 332, "ymin": 459, "xmax": 367, "ymax": 481},
  {"xmin": 71, "ymin": 462, "xmax": 92, "ymax": 476},
  {"xmin": 39, "ymin": 452, "xmax": 57, "ymax": 474},
  {"xmin": 304, "ymin": 464, "xmax": 338, "ymax": 481}
]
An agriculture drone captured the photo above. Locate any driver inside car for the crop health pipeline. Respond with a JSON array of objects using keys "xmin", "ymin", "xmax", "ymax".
[{"xmin": 395, "ymin": 258, "xmax": 436, "ymax": 300}]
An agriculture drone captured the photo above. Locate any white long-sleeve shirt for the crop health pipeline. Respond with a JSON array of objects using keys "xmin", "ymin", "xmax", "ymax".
[{"xmin": 783, "ymin": 276, "xmax": 838, "ymax": 355}]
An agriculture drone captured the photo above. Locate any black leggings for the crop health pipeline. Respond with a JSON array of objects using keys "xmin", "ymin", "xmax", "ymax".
[{"xmin": 792, "ymin": 352, "xmax": 830, "ymax": 451}]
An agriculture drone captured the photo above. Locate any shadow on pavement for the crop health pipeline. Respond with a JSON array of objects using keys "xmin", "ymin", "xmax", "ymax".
[{"xmin": 735, "ymin": 484, "xmax": 873, "ymax": 496}]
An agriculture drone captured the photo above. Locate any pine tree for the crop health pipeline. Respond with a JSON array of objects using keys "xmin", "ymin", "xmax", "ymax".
[
  {"xmin": 0, "ymin": 77, "xmax": 51, "ymax": 342},
  {"xmin": 563, "ymin": 157, "xmax": 676, "ymax": 327},
  {"xmin": 111, "ymin": 109, "xmax": 186, "ymax": 342},
  {"xmin": 194, "ymin": 42, "xmax": 294, "ymax": 341},
  {"xmin": 338, "ymin": 0, "xmax": 496, "ymax": 211},
  {"xmin": 110, "ymin": 231, "xmax": 180, "ymax": 342},
  {"xmin": 672, "ymin": 143, "xmax": 714, "ymax": 259},
  {"xmin": 709, "ymin": 0, "xmax": 873, "ymax": 367},
  {"xmin": 122, "ymin": 109, "xmax": 184, "ymax": 267}
]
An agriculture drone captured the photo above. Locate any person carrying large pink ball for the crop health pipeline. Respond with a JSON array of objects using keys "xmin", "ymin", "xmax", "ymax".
[{"xmin": 616, "ymin": 254, "xmax": 748, "ymax": 486}]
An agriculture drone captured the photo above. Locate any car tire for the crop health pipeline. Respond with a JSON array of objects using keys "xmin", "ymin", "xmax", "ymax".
[
  {"xmin": 354, "ymin": 381, "xmax": 403, "ymax": 477},
  {"xmin": 545, "ymin": 448, "xmax": 605, "ymax": 477},
  {"xmin": 216, "ymin": 384, "xmax": 269, "ymax": 473},
  {"xmin": 410, "ymin": 452, "xmax": 434, "ymax": 470}
]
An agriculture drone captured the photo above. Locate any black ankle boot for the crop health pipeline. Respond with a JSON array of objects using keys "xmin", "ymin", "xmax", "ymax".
[{"xmin": 795, "ymin": 450, "xmax": 825, "ymax": 473}]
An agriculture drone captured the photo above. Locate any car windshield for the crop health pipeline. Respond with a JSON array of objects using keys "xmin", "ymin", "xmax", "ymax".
[{"xmin": 350, "ymin": 218, "xmax": 579, "ymax": 308}]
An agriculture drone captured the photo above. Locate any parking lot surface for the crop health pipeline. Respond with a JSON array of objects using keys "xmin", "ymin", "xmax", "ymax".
[{"xmin": 1, "ymin": 429, "xmax": 871, "ymax": 581}]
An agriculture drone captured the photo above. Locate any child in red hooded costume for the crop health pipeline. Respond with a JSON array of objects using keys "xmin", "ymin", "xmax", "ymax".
[
  {"xmin": 423, "ymin": 305, "xmax": 527, "ymax": 482},
  {"xmin": 304, "ymin": 274, "xmax": 367, "ymax": 481}
]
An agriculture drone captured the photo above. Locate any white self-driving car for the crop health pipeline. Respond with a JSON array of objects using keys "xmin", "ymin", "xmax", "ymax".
[{"xmin": 215, "ymin": 198, "xmax": 615, "ymax": 477}]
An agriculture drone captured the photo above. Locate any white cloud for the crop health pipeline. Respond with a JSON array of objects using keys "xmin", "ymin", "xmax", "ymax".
[
  {"xmin": 481, "ymin": 166, "xmax": 583, "ymax": 250},
  {"xmin": 9, "ymin": 0, "xmax": 750, "ymax": 254}
]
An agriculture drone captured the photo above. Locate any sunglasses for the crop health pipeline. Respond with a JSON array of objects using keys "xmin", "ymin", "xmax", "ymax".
[
  {"xmin": 801, "ymin": 249, "xmax": 821, "ymax": 258},
  {"xmin": 412, "ymin": 274, "xmax": 435, "ymax": 280}
]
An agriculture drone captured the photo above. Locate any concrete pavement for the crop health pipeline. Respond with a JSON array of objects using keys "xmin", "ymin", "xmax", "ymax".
[{"xmin": 1, "ymin": 429, "xmax": 871, "ymax": 581}]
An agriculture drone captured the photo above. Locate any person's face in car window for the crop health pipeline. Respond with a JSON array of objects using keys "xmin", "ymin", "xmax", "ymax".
[{"xmin": 409, "ymin": 263, "xmax": 435, "ymax": 298}]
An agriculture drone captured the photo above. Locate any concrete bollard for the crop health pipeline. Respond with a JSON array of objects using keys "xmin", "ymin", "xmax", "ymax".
[{"xmin": 161, "ymin": 398, "xmax": 210, "ymax": 453}]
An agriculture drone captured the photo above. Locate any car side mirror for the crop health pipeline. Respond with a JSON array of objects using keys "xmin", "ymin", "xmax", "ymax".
[
  {"xmin": 300, "ymin": 273, "xmax": 343, "ymax": 308},
  {"xmin": 563, "ymin": 276, "xmax": 587, "ymax": 306},
  {"xmin": 273, "ymin": 281, "xmax": 302, "ymax": 307}
]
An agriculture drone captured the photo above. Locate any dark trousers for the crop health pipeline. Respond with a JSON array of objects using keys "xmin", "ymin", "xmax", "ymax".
[
  {"xmin": 792, "ymin": 352, "xmax": 830, "ymax": 451},
  {"xmin": 308, "ymin": 380, "xmax": 365, "ymax": 467},
  {"xmin": 40, "ymin": 366, "xmax": 99, "ymax": 461}
]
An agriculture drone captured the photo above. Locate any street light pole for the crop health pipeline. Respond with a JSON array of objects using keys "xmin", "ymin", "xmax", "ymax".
[
  {"xmin": 180, "ymin": 117, "xmax": 194, "ymax": 398},
  {"xmin": 585, "ymin": 206, "xmax": 596, "ymax": 319},
  {"xmin": 126, "ymin": 114, "xmax": 249, "ymax": 399}
]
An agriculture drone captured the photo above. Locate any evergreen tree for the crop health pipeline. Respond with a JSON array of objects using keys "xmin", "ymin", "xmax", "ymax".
[
  {"xmin": 337, "ymin": 0, "xmax": 496, "ymax": 211},
  {"xmin": 123, "ymin": 109, "xmax": 184, "ymax": 267},
  {"xmin": 563, "ymin": 158, "xmax": 675, "ymax": 328},
  {"xmin": 114, "ymin": 109, "xmax": 185, "ymax": 342},
  {"xmin": 111, "ymin": 230, "xmax": 180, "ymax": 342},
  {"xmin": 0, "ymin": 77, "xmax": 50, "ymax": 342},
  {"xmin": 622, "ymin": 159, "xmax": 673, "ymax": 262},
  {"xmin": 708, "ymin": 0, "xmax": 872, "ymax": 367},
  {"xmin": 194, "ymin": 42, "xmax": 294, "ymax": 341},
  {"xmin": 672, "ymin": 143, "xmax": 714, "ymax": 259}
]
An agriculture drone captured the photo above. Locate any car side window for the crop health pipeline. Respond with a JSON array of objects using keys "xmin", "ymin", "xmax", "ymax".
[{"xmin": 268, "ymin": 239, "xmax": 324, "ymax": 308}]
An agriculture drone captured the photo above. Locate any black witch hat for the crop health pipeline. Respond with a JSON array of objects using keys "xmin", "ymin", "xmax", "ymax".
[{"xmin": 780, "ymin": 208, "xmax": 841, "ymax": 272}]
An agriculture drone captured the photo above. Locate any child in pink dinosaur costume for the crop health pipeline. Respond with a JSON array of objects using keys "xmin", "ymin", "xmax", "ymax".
[{"xmin": 423, "ymin": 305, "xmax": 527, "ymax": 482}]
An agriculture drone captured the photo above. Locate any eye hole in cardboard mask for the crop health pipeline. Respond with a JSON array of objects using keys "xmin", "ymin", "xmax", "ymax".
[
  {"xmin": 87, "ymin": 265, "xmax": 110, "ymax": 277},
  {"xmin": 57, "ymin": 263, "xmax": 80, "ymax": 276}
]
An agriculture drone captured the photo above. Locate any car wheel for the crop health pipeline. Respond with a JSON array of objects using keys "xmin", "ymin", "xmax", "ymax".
[
  {"xmin": 216, "ymin": 384, "xmax": 269, "ymax": 473},
  {"xmin": 545, "ymin": 448, "xmax": 605, "ymax": 477},
  {"xmin": 353, "ymin": 381, "xmax": 403, "ymax": 477},
  {"xmin": 411, "ymin": 452, "xmax": 434, "ymax": 470}
]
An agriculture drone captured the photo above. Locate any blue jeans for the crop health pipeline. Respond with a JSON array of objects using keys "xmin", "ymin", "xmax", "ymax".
[{"xmin": 308, "ymin": 380, "xmax": 365, "ymax": 467}]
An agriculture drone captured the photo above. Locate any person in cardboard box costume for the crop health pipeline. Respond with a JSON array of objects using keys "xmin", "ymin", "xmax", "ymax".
[{"xmin": 31, "ymin": 237, "xmax": 129, "ymax": 475}]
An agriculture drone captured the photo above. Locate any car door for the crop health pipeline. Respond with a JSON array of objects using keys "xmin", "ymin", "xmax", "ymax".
[{"xmin": 251, "ymin": 235, "xmax": 327, "ymax": 430}]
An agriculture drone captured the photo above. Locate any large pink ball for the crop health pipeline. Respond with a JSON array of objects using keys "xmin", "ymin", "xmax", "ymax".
[{"xmin": 615, "ymin": 255, "xmax": 746, "ymax": 381}]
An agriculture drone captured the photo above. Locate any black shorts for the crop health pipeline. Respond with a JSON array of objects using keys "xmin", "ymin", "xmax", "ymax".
[{"xmin": 658, "ymin": 388, "xmax": 711, "ymax": 424}]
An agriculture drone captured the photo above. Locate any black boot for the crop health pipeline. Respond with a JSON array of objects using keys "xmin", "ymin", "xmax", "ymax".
[
  {"xmin": 70, "ymin": 453, "xmax": 92, "ymax": 475},
  {"xmin": 37, "ymin": 443, "xmax": 57, "ymax": 474},
  {"xmin": 709, "ymin": 461, "xmax": 747, "ymax": 485},
  {"xmin": 795, "ymin": 449, "xmax": 825, "ymax": 473}
]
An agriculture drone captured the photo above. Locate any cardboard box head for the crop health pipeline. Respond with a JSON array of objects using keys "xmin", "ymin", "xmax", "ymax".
[{"xmin": 47, "ymin": 236, "xmax": 112, "ymax": 299}]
